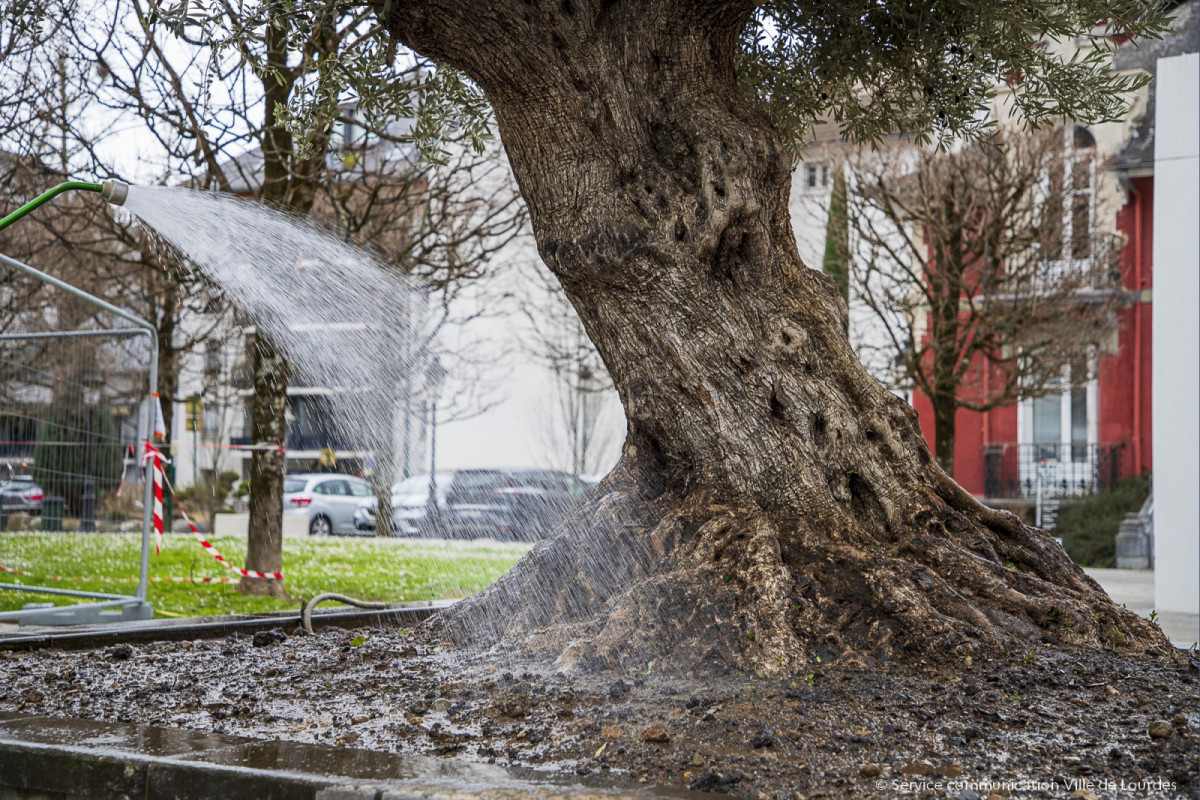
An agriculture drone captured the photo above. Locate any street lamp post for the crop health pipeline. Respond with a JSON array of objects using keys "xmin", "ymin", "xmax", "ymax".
[
  {"xmin": 575, "ymin": 364, "xmax": 592, "ymax": 481},
  {"xmin": 80, "ymin": 376, "xmax": 105, "ymax": 533},
  {"xmin": 401, "ymin": 289, "xmax": 414, "ymax": 480},
  {"xmin": 81, "ymin": 406, "xmax": 95, "ymax": 533},
  {"xmin": 425, "ymin": 355, "xmax": 447, "ymax": 534}
]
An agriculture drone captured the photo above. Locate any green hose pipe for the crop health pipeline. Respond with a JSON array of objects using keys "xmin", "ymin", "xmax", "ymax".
[{"xmin": 0, "ymin": 179, "xmax": 129, "ymax": 232}]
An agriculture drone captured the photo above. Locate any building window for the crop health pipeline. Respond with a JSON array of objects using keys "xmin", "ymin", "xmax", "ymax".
[
  {"xmin": 1042, "ymin": 126, "xmax": 1096, "ymax": 265},
  {"xmin": 203, "ymin": 343, "xmax": 222, "ymax": 379},
  {"xmin": 341, "ymin": 119, "xmax": 363, "ymax": 148},
  {"xmin": 804, "ymin": 162, "xmax": 830, "ymax": 190},
  {"xmin": 1032, "ymin": 393, "xmax": 1062, "ymax": 461},
  {"xmin": 1020, "ymin": 354, "xmax": 1098, "ymax": 493},
  {"xmin": 1031, "ymin": 384, "xmax": 1089, "ymax": 463},
  {"xmin": 203, "ymin": 407, "xmax": 220, "ymax": 437},
  {"xmin": 334, "ymin": 106, "xmax": 373, "ymax": 151}
]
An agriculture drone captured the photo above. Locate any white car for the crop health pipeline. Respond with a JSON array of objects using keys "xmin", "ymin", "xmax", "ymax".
[
  {"xmin": 354, "ymin": 472, "xmax": 451, "ymax": 535},
  {"xmin": 283, "ymin": 473, "xmax": 375, "ymax": 536}
]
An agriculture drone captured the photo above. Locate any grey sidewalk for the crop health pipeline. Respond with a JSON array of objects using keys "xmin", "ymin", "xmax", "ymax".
[{"xmin": 1085, "ymin": 567, "xmax": 1199, "ymax": 648}]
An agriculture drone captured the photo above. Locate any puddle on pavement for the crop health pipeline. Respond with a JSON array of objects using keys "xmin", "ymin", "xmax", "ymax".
[{"xmin": 0, "ymin": 712, "xmax": 700, "ymax": 797}]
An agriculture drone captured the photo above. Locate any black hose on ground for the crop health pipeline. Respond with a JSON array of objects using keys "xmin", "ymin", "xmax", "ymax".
[{"xmin": 301, "ymin": 593, "xmax": 392, "ymax": 635}]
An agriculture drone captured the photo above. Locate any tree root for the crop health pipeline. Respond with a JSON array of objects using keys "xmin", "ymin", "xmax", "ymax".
[{"xmin": 427, "ymin": 483, "xmax": 1172, "ymax": 675}]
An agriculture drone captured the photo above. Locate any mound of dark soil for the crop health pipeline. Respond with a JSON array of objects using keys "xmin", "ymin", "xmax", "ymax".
[{"xmin": 1, "ymin": 627, "xmax": 1195, "ymax": 798}]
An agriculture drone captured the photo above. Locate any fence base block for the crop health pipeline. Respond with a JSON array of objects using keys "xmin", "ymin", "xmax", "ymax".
[{"xmin": 17, "ymin": 600, "xmax": 154, "ymax": 627}]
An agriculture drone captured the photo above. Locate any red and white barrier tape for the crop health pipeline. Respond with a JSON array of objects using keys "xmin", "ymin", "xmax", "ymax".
[
  {"xmin": 145, "ymin": 443, "xmax": 165, "ymax": 555},
  {"xmin": 186, "ymin": 527, "xmax": 284, "ymax": 581},
  {"xmin": 143, "ymin": 441, "xmax": 283, "ymax": 581},
  {"xmin": 0, "ymin": 564, "xmax": 237, "ymax": 584}
]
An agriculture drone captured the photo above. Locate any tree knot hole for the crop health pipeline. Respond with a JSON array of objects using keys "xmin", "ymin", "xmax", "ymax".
[
  {"xmin": 810, "ymin": 414, "xmax": 828, "ymax": 445},
  {"xmin": 768, "ymin": 385, "xmax": 788, "ymax": 420},
  {"xmin": 772, "ymin": 324, "xmax": 807, "ymax": 355},
  {"xmin": 845, "ymin": 472, "xmax": 889, "ymax": 532}
]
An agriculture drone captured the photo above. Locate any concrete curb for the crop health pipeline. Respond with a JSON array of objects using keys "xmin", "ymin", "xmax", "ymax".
[
  {"xmin": 0, "ymin": 602, "xmax": 453, "ymax": 652},
  {"xmin": 0, "ymin": 738, "xmax": 327, "ymax": 800}
]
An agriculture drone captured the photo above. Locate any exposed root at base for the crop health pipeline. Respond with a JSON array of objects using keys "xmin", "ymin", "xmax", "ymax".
[{"xmin": 427, "ymin": 487, "xmax": 1171, "ymax": 675}]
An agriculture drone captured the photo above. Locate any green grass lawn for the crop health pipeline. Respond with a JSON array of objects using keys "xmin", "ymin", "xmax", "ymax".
[{"xmin": 0, "ymin": 532, "xmax": 530, "ymax": 618}]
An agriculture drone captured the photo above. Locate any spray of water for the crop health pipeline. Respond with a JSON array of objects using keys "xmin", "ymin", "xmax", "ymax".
[
  {"xmin": 120, "ymin": 185, "xmax": 628, "ymax": 665},
  {"xmin": 122, "ymin": 185, "xmax": 429, "ymax": 488},
  {"xmin": 118, "ymin": 187, "xmax": 542, "ymax": 606}
]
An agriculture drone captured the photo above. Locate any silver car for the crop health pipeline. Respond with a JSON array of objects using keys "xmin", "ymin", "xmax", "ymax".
[{"xmin": 283, "ymin": 473, "xmax": 375, "ymax": 536}]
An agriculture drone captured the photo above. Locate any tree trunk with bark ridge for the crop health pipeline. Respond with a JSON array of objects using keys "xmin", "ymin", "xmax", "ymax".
[
  {"xmin": 242, "ymin": 332, "xmax": 289, "ymax": 597},
  {"xmin": 240, "ymin": 18, "xmax": 331, "ymax": 597},
  {"xmin": 384, "ymin": 0, "xmax": 1167, "ymax": 673}
]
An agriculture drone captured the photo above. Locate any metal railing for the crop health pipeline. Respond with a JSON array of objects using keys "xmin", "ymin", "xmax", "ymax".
[
  {"xmin": 1033, "ymin": 231, "xmax": 1125, "ymax": 292},
  {"xmin": 0, "ymin": 251, "xmax": 157, "ymax": 624},
  {"xmin": 983, "ymin": 442, "xmax": 1125, "ymax": 499}
]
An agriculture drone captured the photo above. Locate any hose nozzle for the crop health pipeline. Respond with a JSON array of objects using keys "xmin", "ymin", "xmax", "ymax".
[{"xmin": 100, "ymin": 179, "xmax": 129, "ymax": 206}]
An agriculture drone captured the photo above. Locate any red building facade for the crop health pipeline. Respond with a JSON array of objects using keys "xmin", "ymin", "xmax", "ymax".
[{"xmin": 911, "ymin": 171, "xmax": 1153, "ymax": 499}]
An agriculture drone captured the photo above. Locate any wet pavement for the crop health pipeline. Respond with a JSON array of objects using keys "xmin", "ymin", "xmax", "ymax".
[
  {"xmin": 1085, "ymin": 568, "xmax": 1199, "ymax": 648},
  {"xmin": 0, "ymin": 711, "xmax": 701, "ymax": 799}
]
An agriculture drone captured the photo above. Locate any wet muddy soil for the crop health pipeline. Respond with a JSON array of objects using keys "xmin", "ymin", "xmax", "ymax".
[{"xmin": 1, "ymin": 627, "xmax": 1195, "ymax": 799}]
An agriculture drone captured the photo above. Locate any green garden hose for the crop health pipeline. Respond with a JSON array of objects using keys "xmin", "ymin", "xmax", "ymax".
[{"xmin": 0, "ymin": 179, "xmax": 129, "ymax": 232}]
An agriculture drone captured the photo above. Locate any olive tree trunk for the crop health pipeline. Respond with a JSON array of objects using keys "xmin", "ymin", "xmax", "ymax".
[{"xmin": 385, "ymin": 0, "xmax": 1166, "ymax": 672}]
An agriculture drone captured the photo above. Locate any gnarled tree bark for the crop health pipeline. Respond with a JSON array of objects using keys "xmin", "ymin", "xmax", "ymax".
[{"xmin": 383, "ymin": 0, "xmax": 1167, "ymax": 672}]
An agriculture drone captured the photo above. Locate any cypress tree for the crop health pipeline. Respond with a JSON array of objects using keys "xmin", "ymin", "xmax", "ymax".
[{"xmin": 822, "ymin": 164, "xmax": 850, "ymax": 334}]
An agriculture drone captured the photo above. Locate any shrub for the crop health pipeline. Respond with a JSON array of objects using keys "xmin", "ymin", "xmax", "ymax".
[
  {"xmin": 31, "ymin": 408, "xmax": 125, "ymax": 515},
  {"xmin": 99, "ymin": 490, "xmax": 141, "ymax": 522},
  {"xmin": 1057, "ymin": 474, "xmax": 1151, "ymax": 568},
  {"xmin": 176, "ymin": 470, "xmax": 243, "ymax": 519}
]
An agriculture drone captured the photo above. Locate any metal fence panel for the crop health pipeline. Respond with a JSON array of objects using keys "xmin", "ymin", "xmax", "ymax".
[{"xmin": 0, "ymin": 252, "xmax": 156, "ymax": 624}]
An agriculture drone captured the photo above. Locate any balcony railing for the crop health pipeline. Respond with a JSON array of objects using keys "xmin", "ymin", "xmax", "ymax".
[
  {"xmin": 983, "ymin": 442, "xmax": 1125, "ymax": 499},
  {"xmin": 1033, "ymin": 231, "xmax": 1125, "ymax": 292}
]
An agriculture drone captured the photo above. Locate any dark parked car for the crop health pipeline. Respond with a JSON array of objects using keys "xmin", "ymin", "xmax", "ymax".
[
  {"xmin": 354, "ymin": 468, "xmax": 589, "ymax": 541},
  {"xmin": 353, "ymin": 473, "xmax": 452, "ymax": 536},
  {"xmin": 0, "ymin": 476, "xmax": 43, "ymax": 515},
  {"xmin": 443, "ymin": 468, "xmax": 588, "ymax": 540}
]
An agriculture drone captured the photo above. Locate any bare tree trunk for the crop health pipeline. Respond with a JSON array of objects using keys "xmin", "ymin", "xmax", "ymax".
[
  {"xmin": 153, "ymin": 282, "xmax": 181, "ymax": 531},
  {"xmin": 932, "ymin": 397, "xmax": 957, "ymax": 478},
  {"xmin": 374, "ymin": 487, "xmax": 395, "ymax": 537},
  {"xmin": 387, "ymin": 0, "xmax": 1168, "ymax": 672},
  {"xmin": 155, "ymin": 290, "xmax": 179, "ymax": 445},
  {"xmin": 237, "ymin": 15, "xmax": 326, "ymax": 593},
  {"xmin": 241, "ymin": 333, "xmax": 288, "ymax": 597},
  {"xmin": 154, "ymin": 299, "xmax": 177, "ymax": 450}
]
